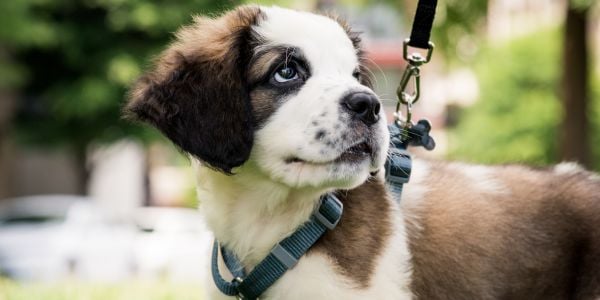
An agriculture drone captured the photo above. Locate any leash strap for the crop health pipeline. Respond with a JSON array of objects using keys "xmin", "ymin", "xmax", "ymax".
[
  {"xmin": 212, "ymin": 193, "xmax": 343, "ymax": 300},
  {"xmin": 390, "ymin": 0, "xmax": 439, "ymax": 196},
  {"xmin": 408, "ymin": 0, "xmax": 438, "ymax": 49}
]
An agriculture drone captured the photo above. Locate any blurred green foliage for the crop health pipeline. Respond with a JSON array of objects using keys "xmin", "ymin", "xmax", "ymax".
[
  {"xmin": 0, "ymin": 0, "xmax": 239, "ymax": 153},
  {"xmin": 449, "ymin": 29, "xmax": 600, "ymax": 170},
  {"xmin": 2, "ymin": 0, "xmax": 598, "ymax": 171},
  {"xmin": 431, "ymin": 0, "xmax": 488, "ymax": 64},
  {"xmin": 342, "ymin": 0, "xmax": 488, "ymax": 64}
]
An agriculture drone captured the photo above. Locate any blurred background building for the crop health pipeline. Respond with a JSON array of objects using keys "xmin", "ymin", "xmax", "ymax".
[{"xmin": 0, "ymin": 0, "xmax": 598, "ymax": 296}]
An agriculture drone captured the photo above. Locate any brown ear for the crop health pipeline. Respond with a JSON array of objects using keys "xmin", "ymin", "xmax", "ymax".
[{"xmin": 125, "ymin": 6, "xmax": 263, "ymax": 174}]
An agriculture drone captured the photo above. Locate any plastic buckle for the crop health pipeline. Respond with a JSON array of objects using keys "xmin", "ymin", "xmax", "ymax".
[
  {"xmin": 385, "ymin": 148, "xmax": 412, "ymax": 185},
  {"xmin": 271, "ymin": 244, "xmax": 299, "ymax": 269},
  {"xmin": 313, "ymin": 194, "xmax": 343, "ymax": 230}
]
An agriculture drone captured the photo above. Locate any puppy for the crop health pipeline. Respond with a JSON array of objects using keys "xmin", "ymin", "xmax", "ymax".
[{"xmin": 125, "ymin": 5, "xmax": 600, "ymax": 300}]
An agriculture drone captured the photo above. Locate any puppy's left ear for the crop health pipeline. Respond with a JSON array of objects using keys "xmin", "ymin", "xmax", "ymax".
[{"xmin": 125, "ymin": 6, "xmax": 263, "ymax": 174}]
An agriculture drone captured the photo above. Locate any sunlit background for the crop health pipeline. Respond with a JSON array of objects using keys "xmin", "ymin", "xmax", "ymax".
[{"xmin": 0, "ymin": 0, "xmax": 599, "ymax": 298}]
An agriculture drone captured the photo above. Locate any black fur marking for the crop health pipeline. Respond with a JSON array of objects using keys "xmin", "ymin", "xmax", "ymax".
[
  {"xmin": 315, "ymin": 130, "xmax": 327, "ymax": 140},
  {"xmin": 345, "ymin": 30, "xmax": 373, "ymax": 89},
  {"xmin": 126, "ymin": 10, "xmax": 263, "ymax": 174},
  {"xmin": 248, "ymin": 46, "xmax": 311, "ymax": 86},
  {"xmin": 248, "ymin": 46, "xmax": 312, "ymax": 127}
]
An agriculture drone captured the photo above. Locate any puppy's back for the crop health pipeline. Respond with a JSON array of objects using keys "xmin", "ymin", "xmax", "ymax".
[{"xmin": 404, "ymin": 161, "xmax": 600, "ymax": 299}]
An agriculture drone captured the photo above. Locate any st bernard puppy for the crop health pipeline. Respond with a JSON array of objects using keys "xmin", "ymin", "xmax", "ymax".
[{"xmin": 125, "ymin": 5, "xmax": 600, "ymax": 300}]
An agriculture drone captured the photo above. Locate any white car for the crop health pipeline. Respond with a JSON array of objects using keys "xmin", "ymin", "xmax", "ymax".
[
  {"xmin": 0, "ymin": 195, "xmax": 90, "ymax": 281},
  {"xmin": 0, "ymin": 195, "xmax": 212, "ymax": 282}
]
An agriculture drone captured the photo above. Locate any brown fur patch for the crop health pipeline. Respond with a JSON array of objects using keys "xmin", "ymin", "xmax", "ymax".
[
  {"xmin": 125, "ymin": 6, "xmax": 264, "ymax": 173},
  {"xmin": 247, "ymin": 46, "xmax": 298, "ymax": 125},
  {"xmin": 312, "ymin": 177, "xmax": 392, "ymax": 288},
  {"xmin": 406, "ymin": 162, "xmax": 600, "ymax": 299},
  {"xmin": 247, "ymin": 47, "xmax": 284, "ymax": 84},
  {"xmin": 249, "ymin": 88, "xmax": 279, "ymax": 125},
  {"xmin": 128, "ymin": 5, "xmax": 264, "ymax": 98}
]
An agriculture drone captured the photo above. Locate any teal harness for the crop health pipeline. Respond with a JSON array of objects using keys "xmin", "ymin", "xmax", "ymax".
[
  {"xmin": 211, "ymin": 194, "xmax": 343, "ymax": 300},
  {"xmin": 211, "ymin": 121, "xmax": 435, "ymax": 300}
]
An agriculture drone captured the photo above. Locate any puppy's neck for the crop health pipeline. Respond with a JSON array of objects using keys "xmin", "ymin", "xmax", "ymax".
[{"xmin": 193, "ymin": 160, "xmax": 329, "ymax": 266}]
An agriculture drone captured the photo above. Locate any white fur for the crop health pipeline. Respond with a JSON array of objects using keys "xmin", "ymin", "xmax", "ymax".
[
  {"xmin": 458, "ymin": 164, "xmax": 507, "ymax": 195},
  {"xmin": 400, "ymin": 159, "xmax": 431, "ymax": 235},
  {"xmin": 196, "ymin": 6, "xmax": 412, "ymax": 299},
  {"xmin": 252, "ymin": 6, "xmax": 389, "ymax": 189},
  {"xmin": 401, "ymin": 159, "xmax": 431, "ymax": 206},
  {"xmin": 554, "ymin": 162, "xmax": 584, "ymax": 175}
]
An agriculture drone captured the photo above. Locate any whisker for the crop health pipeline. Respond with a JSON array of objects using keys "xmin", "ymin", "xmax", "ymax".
[
  {"xmin": 363, "ymin": 57, "xmax": 389, "ymax": 89},
  {"xmin": 359, "ymin": 63, "xmax": 378, "ymax": 89}
]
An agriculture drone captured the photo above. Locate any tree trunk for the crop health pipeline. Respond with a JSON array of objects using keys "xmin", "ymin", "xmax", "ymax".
[
  {"xmin": 73, "ymin": 144, "xmax": 90, "ymax": 195},
  {"xmin": 0, "ymin": 93, "xmax": 16, "ymax": 199},
  {"xmin": 560, "ymin": 4, "xmax": 590, "ymax": 167}
]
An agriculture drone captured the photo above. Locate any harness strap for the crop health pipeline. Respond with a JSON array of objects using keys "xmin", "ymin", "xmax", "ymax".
[
  {"xmin": 408, "ymin": 0, "xmax": 438, "ymax": 49},
  {"xmin": 212, "ymin": 193, "xmax": 343, "ymax": 300},
  {"xmin": 385, "ymin": 124, "xmax": 413, "ymax": 199},
  {"xmin": 211, "ymin": 243, "xmax": 242, "ymax": 296}
]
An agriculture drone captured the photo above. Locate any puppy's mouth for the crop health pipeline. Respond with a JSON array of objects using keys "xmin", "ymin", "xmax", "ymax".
[
  {"xmin": 285, "ymin": 142, "xmax": 373, "ymax": 165},
  {"xmin": 337, "ymin": 142, "xmax": 373, "ymax": 162}
]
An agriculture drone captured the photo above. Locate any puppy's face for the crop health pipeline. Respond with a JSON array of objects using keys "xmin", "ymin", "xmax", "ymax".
[{"xmin": 126, "ymin": 6, "xmax": 388, "ymax": 190}]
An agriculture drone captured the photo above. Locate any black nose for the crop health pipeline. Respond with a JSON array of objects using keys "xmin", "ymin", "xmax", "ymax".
[{"xmin": 341, "ymin": 92, "xmax": 381, "ymax": 126}]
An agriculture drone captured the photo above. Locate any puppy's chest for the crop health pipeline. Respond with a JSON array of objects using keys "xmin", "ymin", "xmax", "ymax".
[
  {"xmin": 203, "ymin": 178, "xmax": 413, "ymax": 299},
  {"xmin": 262, "ymin": 246, "xmax": 412, "ymax": 300},
  {"xmin": 208, "ymin": 207, "xmax": 413, "ymax": 299},
  {"xmin": 208, "ymin": 232, "xmax": 413, "ymax": 300}
]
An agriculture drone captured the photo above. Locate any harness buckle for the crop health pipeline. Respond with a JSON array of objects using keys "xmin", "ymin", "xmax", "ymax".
[
  {"xmin": 233, "ymin": 277, "xmax": 244, "ymax": 284},
  {"xmin": 313, "ymin": 194, "xmax": 343, "ymax": 230},
  {"xmin": 236, "ymin": 294, "xmax": 251, "ymax": 300},
  {"xmin": 235, "ymin": 278, "xmax": 257, "ymax": 300},
  {"xmin": 385, "ymin": 147, "xmax": 412, "ymax": 185},
  {"xmin": 232, "ymin": 277, "xmax": 246, "ymax": 300}
]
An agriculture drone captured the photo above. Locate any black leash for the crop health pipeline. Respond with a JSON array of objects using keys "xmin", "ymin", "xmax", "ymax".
[
  {"xmin": 408, "ymin": 0, "xmax": 438, "ymax": 49},
  {"xmin": 386, "ymin": 0, "xmax": 438, "ymax": 196}
]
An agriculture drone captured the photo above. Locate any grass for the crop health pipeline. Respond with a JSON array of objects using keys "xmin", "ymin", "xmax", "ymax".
[{"xmin": 0, "ymin": 279, "xmax": 206, "ymax": 300}]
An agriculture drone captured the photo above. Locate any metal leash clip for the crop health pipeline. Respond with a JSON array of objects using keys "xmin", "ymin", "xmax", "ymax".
[{"xmin": 394, "ymin": 39, "xmax": 434, "ymax": 131}]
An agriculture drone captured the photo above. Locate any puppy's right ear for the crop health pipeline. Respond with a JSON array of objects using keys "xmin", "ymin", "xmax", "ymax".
[{"xmin": 125, "ymin": 6, "xmax": 263, "ymax": 174}]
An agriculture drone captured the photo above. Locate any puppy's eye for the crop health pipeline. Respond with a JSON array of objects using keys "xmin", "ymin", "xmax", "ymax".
[
  {"xmin": 274, "ymin": 65, "xmax": 299, "ymax": 83},
  {"xmin": 353, "ymin": 70, "xmax": 361, "ymax": 80}
]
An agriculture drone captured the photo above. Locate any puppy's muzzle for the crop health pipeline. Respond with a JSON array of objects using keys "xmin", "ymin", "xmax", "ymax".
[{"xmin": 341, "ymin": 92, "xmax": 381, "ymax": 126}]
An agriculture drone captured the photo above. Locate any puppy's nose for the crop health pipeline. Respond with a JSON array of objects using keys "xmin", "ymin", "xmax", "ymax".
[{"xmin": 341, "ymin": 92, "xmax": 381, "ymax": 126}]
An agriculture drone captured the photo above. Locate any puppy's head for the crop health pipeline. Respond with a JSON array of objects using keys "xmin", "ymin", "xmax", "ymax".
[{"xmin": 126, "ymin": 6, "xmax": 389, "ymax": 190}]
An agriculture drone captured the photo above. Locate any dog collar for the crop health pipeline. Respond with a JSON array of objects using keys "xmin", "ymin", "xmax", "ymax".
[{"xmin": 211, "ymin": 193, "xmax": 343, "ymax": 300}]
